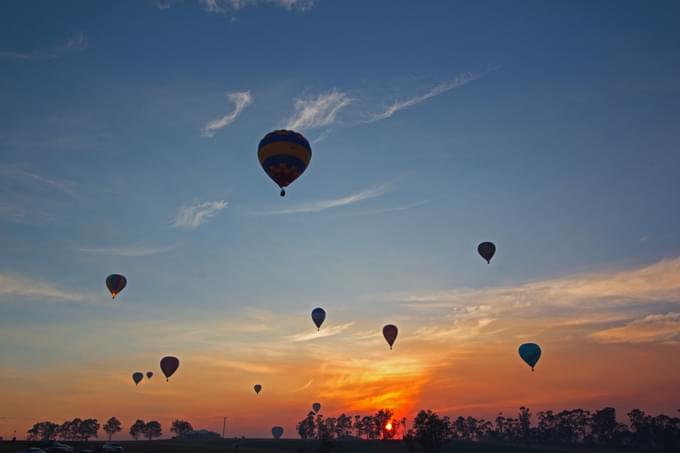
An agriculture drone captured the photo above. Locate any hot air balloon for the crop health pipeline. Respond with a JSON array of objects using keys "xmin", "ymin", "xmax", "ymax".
[
  {"xmin": 271, "ymin": 426, "xmax": 284, "ymax": 439},
  {"xmin": 518, "ymin": 343, "xmax": 542, "ymax": 371},
  {"xmin": 311, "ymin": 307, "xmax": 326, "ymax": 331},
  {"xmin": 383, "ymin": 324, "xmax": 398, "ymax": 350},
  {"xmin": 160, "ymin": 356, "xmax": 180, "ymax": 381},
  {"xmin": 146, "ymin": 371, "xmax": 153, "ymax": 380},
  {"xmin": 132, "ymin": 372, "xmax": 143, "ymax": 386},
  {"xmin": 477, "ymin": 242, "xmax": 496, "ymax": 264},
  {"xmin": 312, "ymin": 403, "xmax": 321, "ymax": 414},
  {"xmin": 106, "ymin": 274, "xmax": 127, "ymax": 298},
  {"xmin": 258, "ymin": 129, "xmax": 312, "ymax": 197},
  {"xmin": 254, "ymin": 384, "xmax": 262, "ymax": 394}
]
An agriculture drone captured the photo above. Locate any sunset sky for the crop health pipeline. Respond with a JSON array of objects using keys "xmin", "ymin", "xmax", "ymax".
[{"xmin": 1, "ymin": 0, "xmax": 680, "ymax": 440}]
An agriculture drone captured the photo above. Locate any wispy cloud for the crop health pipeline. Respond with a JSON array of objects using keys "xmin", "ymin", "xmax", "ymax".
[
  {"xmin": 75, "ymin": 244, "xmax": 177, "ymax": 257},
  {"xmin": 202, "ymin": 91, "xmax": 252, "ymax": 137},
  {"xmin": 199, "ymin": 0, "xmax": 317, "ymax": 13},
  {"xmin": 379, "ymin": 257, "xmax": 680, "ymax": 346},
  {"xmin": 343, "ymin": 200, "xmax": 429, "ymax": 217},
  {"xmin": 286, "ymin": 90, "xmax": 352, "ymax": 131},
  {"xmin": 292, "ymin": 379, "xmax": 314, "ymax": 392},
  {"xmin": 0, "ymin": 273, "xmax": 85, "ymax": 301},
  {"xmin": 0, "ymin": 31, "xmax": 88, "ymax": 61},
  {"xmin": 366, "ymin": 72, "xmax": 483, "ymax": 123},
  {"xmin": 260, "ymin": 184, "xmax": 391, "ymax": 215},
  {"xmin": 16, "ymin": 171, "xmax": 77, "ymax": 196},
  {"xmin": 388, "ymin": 257, "xmax": 680, "ymax": 314},
  {"xmin": 171, "ymin": 200, "xmax": 228, "ymax": 229},
  {"xmin": 591, "ymin": 313, "xmax": 680, "ymax": 344},
  {"xmin": 286, "ymin": 322, "xmax": 355, "ymax": 342}
]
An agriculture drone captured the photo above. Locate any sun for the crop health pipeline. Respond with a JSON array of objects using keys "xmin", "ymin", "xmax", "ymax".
[{"xmin": 385, "ymin": 422, "xmax": 393, "ymax": 431}]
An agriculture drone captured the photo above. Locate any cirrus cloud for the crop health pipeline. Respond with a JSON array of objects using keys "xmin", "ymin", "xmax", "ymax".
[
  {"xmin": 202, "ymin": 91, "xmax": 252, "ymax": 137},
  {"xmin": 171, "ymin": 200, "xmax": 228, "ymax": 229}
]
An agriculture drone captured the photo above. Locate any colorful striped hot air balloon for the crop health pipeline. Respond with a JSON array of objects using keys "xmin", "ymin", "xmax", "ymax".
[
  {"xmin": 258, "ymin": 130, "xmax": 312, "ymax": 197},
  {"xmin": 106, "ymin": 274, "xmax": 127, "ymax": 299}
]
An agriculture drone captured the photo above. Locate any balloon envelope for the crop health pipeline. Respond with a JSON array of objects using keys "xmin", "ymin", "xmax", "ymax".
[
  {"xmin": 146, "ymin": 371, "xmax": 153, "ymax": 379},
  {"xmin": 106, "ymin": 274, "xmax": 127, "ymax": 298},
  {"xmin": 272, "ymin": 426, "xmax": 284, "ymax": 439},
  {"xmin": 312, "ymin": 403, "xmax": 321, "ymax": 414},
  {"xmin": 254, "ymin": 384, "xmax": 262, "ymax": 394},
  {"xmin": 258, "ymin": 130, "xmax": 312, "ymax": 196},
  {"xmin": 132, "ymin": 372, "xmax": 143, "ymax": 386},
  {"xmin": 311, "ymin": 307, "xmax": 326, "ymax": 331},
  {"xmin": 518, "ymin": 343, "xmax": 542, "ymax": 371},
  {"xmin": 383, "ymin": 324, "xmax": 398, "ymax": 349},
  {"xmin": 160, "ymin": 356, "xmax": 180, "ymax": 381},
  {"xmin": 477, "ymin": 242, "xmax": 496, "ymax": 264}
]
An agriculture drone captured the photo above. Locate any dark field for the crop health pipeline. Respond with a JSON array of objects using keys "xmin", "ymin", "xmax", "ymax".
[{"xmin": 0, "ymin": 439, "xmax": 631, "ymax": 453}]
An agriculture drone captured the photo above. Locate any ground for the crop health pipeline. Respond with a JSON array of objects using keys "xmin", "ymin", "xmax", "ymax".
[{"xmin": 0, "ymin": 439, "xmax": 631, "ymax": 453}]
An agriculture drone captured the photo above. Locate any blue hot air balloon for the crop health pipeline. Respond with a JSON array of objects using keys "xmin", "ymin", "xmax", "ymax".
[
  {"xmin": 258, "ymin": 130, "xmax": 312, "ymax": 196},
  {"xmin": 311, "ymin": 307, "xmax": 326, "ymax": 331},
  {"xmin": 272, "ymin": 426, "xmax": 284, "ymax": 439},
  {"xmin": 518, "ymin": 343, "xmax": 542, "ymax": 371},
  {"xmin": 132, "ymin": 372, "xmax": 144, "ymax": 386}
]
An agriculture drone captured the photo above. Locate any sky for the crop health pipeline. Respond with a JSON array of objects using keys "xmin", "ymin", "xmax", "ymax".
[{"xmin": 1, "ymin": 0, "xmax": 680, "ymax": 440}]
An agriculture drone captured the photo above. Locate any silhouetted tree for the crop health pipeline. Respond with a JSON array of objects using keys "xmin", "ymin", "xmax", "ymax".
[
  {"xmin": 335, "ymin": 414, "xmax": 353, "ymax": 438},
  {"xmin": 27, "ymin": 421, "xmax": 59, "ymax": 441},
  {"xmin": 170, "ymin": 420, "xmax": 194, "ymax": 437},
  {"xmin": 129, "ymin": 419, "xmax": 145, "ymax": 440},
  {"xmin": 296, "ymin": 412, "xmax": 316, "ymax": 439},
  {"xmin": 103, "ymin": 417, "xmax": 122, "ymax": 441},
  {"xmin": 78, "ymin": 419, "xmax": 100, "ymax": 441},
  {"xmin": 142, "ymin": 421, "xmax": 162, "ymax": 440},
  {"xmin": 518, "ymin": 406, "xmax": 531, "ymax": 443},
  {"xmin": 406, "ymin": 410, "xmax": 453, "ymax": 453}
]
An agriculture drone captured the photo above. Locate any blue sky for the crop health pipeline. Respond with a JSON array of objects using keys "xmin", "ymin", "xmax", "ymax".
[{"xmin": 2, "ymin": 0, "xmax": 680, "ymax": 438}]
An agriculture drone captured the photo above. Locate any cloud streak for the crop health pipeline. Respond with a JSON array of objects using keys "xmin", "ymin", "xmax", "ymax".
[
  {"xmin": 0, "ymin": 273, "xmax": 85, "ymax": 301},
  {"xmin": 199, "ymin": 0, "xmax": 317, "ymax": 13},
  {"xmin": 591, "ymin": 313, "xmax": 680, "ymax": 344},
  {"xmin": 202, "ymin": 91, "xmax": 252, "ymax": 137},
  {"xmin": 172, "ymin": 200, "xmax": 228, "ymax": 229},
  {"xmin": 286, "ymin": 90, "xmax": 352, "ymax": 131},
  {"xmin": 286, "ymin": 322, "xmax": 356, "ymax": 343},
  {"xmin": 75, "ymin": 244, "xmax": 177, "ymax": 257},
  {"xmin": 366, "ymin": 72, "xmax": 483, "ymax": 122},
  {"xmin": 0, "ymin": 31, "xmax": 88, "ymax": 61},
  {"xmin": 259, "ymin": 184, "xmax": 391, "ymax": 215}
]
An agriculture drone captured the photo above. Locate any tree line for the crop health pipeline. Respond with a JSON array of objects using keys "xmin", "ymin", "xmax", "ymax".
[
  {"xmin": 296, "ymin": 409, "xmax": 406, "ymax": 440},
  {"xmin": 295, "ymin": 406, "xmax": 680, "ymax": 452},
  {"xmin": 405, "ymin": 407, "xmax": 680, "ymax": 452},
  {"xmin": 27, "ymin": 418, "xmax": 195, "ymax": 442}
]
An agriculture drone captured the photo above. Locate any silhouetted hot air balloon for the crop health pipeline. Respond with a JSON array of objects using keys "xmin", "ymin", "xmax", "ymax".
[
  {"xmin": 311, "ymin": 307, "xmax": 326, "ymax": 331},
  {"xmin": 132, "ymin": 372, "xmax": 143, "ymax": 386},
  {"xmin": 160, "ymin": 356, "xmax": 180, "ymax": 381},
  {"xmin": 106, "ymin": 274, "xmax": 127, "ymax": 298},
  {"xmin": 258, "ymin": 130, "xmax": 312, "ymax": 196},
  {"xmin": 383, "ymin": 324, "xmax": 398, "ymax": 350},
  {"xmin": 254, "ymin": 384, "xmax": 262, "ymax": 394},
  {"xmin": 519, "ymin": 343, "xmax": 542, "ymax": 371},
  {"xmin": 477, "ymin": 242, "xmax": 496, "ymax": 264},
  {"xmin": 146, "ymin": 371, "xmax": 153, "ymax": 380},
  {"xmin": 272, "ymin": 426, "xmax": 284, "ymax": 439},
  {"xmin": 312, "ymin": 403, "xmax": 321, "ymax": 414}
]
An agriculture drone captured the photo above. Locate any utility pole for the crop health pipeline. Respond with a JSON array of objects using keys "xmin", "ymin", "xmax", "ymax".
[{"xmin": 222, "ymin": 417, "xmax": 227, "ymax": 439}]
